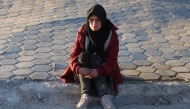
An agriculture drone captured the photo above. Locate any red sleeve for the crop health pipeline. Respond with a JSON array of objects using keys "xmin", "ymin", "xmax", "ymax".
[
  {"xmin": 98, "ymin": 31, "xmax": 119, "ymax": 76},
  {"xmin": 69, "ymin": 27, "xmax": 85, "ymax": 74}
]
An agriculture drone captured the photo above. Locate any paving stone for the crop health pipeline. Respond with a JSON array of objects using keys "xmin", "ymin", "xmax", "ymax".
[
  {"xmin": 15, "ymin": 62, "xmax": 35, "ymax": 68},
  {"xmin": 51, "ymin": 50, "xmax": 69, "ymax": 56},
  {"xmin": 119, "ymin": 63, "xmax": 137, "ymax": 70},
  {"xmin": 0, "ymin": 59, "xmax": 18, "ymax": 65},
  {"xmin": 29, "ymin": 72, "xmax": 49, "ymax": 80},
  {"xmin": 50, "ymin": 56, "xmax": 68, "ymax": 62},
  {"xmin": 21, "ymin": 45, "xmax": 38, "ymax": 50},
  {"xmin": 32, "ymin": 65, "xmax": 52, "ymax": 72},
  {"xmin": 17, "ymin": 56, "xmax": 36, "ymax": 62},
  {"xmin": 25, "ymin": 30, "xmax": 40, "ymax": 35},
  {"xmin": 165, "ymin": 60, "xmax": 185, "ymax": 66},
  {"xmin": 35, "ymin": 47, "xmax": 52, "ymax": 53},
  {"xmin": 35, "ymin": 53, "xmax": 53, "ymax": 58},
  {"xmin": 155, "ymin": 70, "xmax": 176, "ymax": 76},
  {"xmin": 19, "ymin": 50, "xmax": 36, "ymax": 56},
  {"xmin": 2, "ymin": 53, "xmax": 20, "ymax": 59},
  {"xmin": 38, "ymin": 37, "xmax": 53, "ymax": 42},
  {"xmin": 176, "ymin": 50, "xmax": 190, "ymax": 57},
  {"xmin": 53, "ymin": 61, "xmax": 68, "ymax": 69},
  {"xmin": 176, "ymin": 73, "xmax": 190, "ymax": 81},
  {"xmin": 13, "ymin": 69, "xmax": 33, "ymax": 75},
  {"xmin": 148, "ymin": 56, "xmax": 166, "ymax": 63},
  {"xmin": 51, "ymin": 45, "xmax": 68, "ymax": 50},
  {"xmin": 130, "ymin": 52, "xmax": 148, "ymax": 60},
  {"xmin": 6, "ymin": 42, "xmax": 23, "ymax": 47},
  {"xmin": 38, "ymin": 32, "xmax": 54, "ymax": 37},
  {"xmin": 121, "ymin": 70, "xmax": 141, "ymax": 77},
  {"xmin": 33, "ymin": 58, "xmax": 52, "ymax": 65},
  {"xmin": 171, "ymin": 67, "xmax": 190, "ymax": 73},
  {"xmin": 37, "ymin": 42, "xmax": 53, "ymax": 47},
  {"xmin": 118, "ymin": 57, "xmax": 134, "ymax": 63},
  {"xmin": 0, "ymin": 65, "xmax": 16, "ymax": 72},
  {"xmin": 22, "ymin": 40, "xmax": 38, "ymax": 45},
  {"xmin": 24, "ymin": 35, "xmax": 39, "ymax": 40},
  {"xmin": 0, "ymin": 35, "xmax": 11, "ymax": 39},
  {"xmin": 52, "ymin": 40, "xmax": 68, "ymax": 45},
  {"xmin": 133, "ymin": 60, "xmax": 152, "ymax": 66},
  {"xmin": 10, "ymin": 32, "xmax": 26, "ymax": 37},
  {"xmin": 158, "ymin": 48, "xmax": 176, "ymax": 53},
  {"xmin": 136, "ymin": 66, "xmax": 156, "ymax": 73},
  {"xmin": 4, "ymin": 46, "xmax": 21, "ymax": 52},
  {"xmin": 161, "ymin": 53, "xmax": 182, "ymax": 60},
  {"xmin": 145, "ymin": 50, "xmax": 163, "ymax": 56},
  {"xmin": 128, "ymin": 48, "xmax": 145, "ymax": 53},
  {"xmin": 0, "ymin": 71, "xmax": 14, "ymax": 79},
  {"xmin": 139, "ymin": 73, "xmax": 161, "ymax": 80}
]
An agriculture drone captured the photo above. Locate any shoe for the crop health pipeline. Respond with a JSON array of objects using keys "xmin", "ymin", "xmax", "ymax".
[
  {"xmin": 101, "ymin": 94, "xmax": 115, "ymax": 109},
  {"xmin": 76, "ymin": 94, "xmax": 91, "ymax": 109}
]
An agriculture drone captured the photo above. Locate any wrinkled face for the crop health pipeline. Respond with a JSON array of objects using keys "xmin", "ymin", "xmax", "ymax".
[{"xmin": 88, "ymin": 15, "xmax": 102, "ymax": 31}]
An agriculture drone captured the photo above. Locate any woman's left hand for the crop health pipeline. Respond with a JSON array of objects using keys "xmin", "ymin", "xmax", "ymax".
[{"xmin": 85, "ymin": 69, "xmax": 98, "ymax": 79}]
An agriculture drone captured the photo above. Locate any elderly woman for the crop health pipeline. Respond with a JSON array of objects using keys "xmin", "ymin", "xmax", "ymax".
[{"xmin": 61, "ymin": 4, "xmax": 123, "ymax": 109}]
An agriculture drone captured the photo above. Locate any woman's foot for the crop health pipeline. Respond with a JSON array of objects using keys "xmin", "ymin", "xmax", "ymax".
[
  {"xmin": 76, "ymin": 94, "xmax": 91, "ymax": 109},
  {"xmin": 101, "ymin": 94, "xmax": 115, "ymax": 109}
]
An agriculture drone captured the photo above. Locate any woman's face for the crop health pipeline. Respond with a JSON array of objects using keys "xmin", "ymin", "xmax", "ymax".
[{"xmin": 88, "ymin": 15, "xmax": 102, "ymax": 31}]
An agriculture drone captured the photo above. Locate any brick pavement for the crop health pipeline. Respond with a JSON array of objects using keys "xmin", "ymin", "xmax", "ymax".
[{"xmin": 0, "ymin": 0, "xmax": 190, "ymax": 82}]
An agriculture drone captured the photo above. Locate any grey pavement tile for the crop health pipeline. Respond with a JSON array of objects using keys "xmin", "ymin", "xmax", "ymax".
[
  {"xmin": 38, "ymin": 37, "xmax": 54, "ymax": 42},
  {"xmin": 130, "ymin": 52, "xmax": 148, "ymax": 60},
  {"xmin": 13, "ymin": 69, "xmax": 34, "ymax": 75},
  {"xmin": 176, "ymin": 49, "xmax": 190, "ymax": 57},
  {"xmin": 53, "ymin": 61, "xmax": 68, "ymax": 69},
  {"xmin": 133, "ymin": 60, "xmax": 152, "ymax": 66},
  {"xmin": 15, "ymin": 62, "xmax": 35, "ymax": 68},
  {"xmin": 51, "ymin": 45, "xmax": 68, "ymax": 50},
  {"xmin": 158, "ymin": 48, "xmax": 176, "ymax": 53},
  {"xmin": 121, "ymin": 70, "xmax": 140, "ymax": 76},
  {"xmin": 51, "ymin": 50, "xmax": 69, "ymax": 56},
  {"xmin": 171, "ymin": 67, "xmax": 190, "ymax": 73},
  {"xmin": 0, "ymin": 40, "xmax": 8, "ymax": 45},
  {"xmin": 151, "ymin": 63, "xmax": 171, "ymax": 70},
  {"xmin": 136, "ymin": 66, "xmax": 156, "ymax": 73},
  {"xmin": 0, "ymin": 45, "xmax": 6, "ymax": 49},
  {"xmin": 37, "ymin": 42, "xmax": 53, "ymax": 47},
  {"xmin": 38, "ymin": 32, "xmax": 54, "ymax": 37},
  {"xmin": 23, "ymin": 35, "xmax": 39, "ymax": 40},
  {"xmin": 118, "ymin": 50, "xmax": 131, "ymax": 56},
  {"xmin": 148, "ymin": 56, "xmax": 166, "ymax": 63},
  {"xmin": 29, "ymin": 72, "xmax": 49, "ymax": 80},
  {"xmin": 176, "ymin": 73, "xmax": 190, "ymax": 81},
  {"xmin": 118, "ymin": 57, "xmax": 134, "ymax": 63},
  {"xmin": 35, "ymin": 53, "xmax": 53, "ymax": 58},
  {"xmin": 165, "ymin": 60, "xmax": 185, "ymax": 66},
  {"xmin": 33, "ymin": 58, "xmax": 52, "ymax": 65},
  {"xmin": 145, "ymin": 50, "xmax": 163, "ymax": 56},
  {"xmin": 0, "ymin": 65, "xmax": 16, "ymax": 72},
  {"xmin": 21, "ymin": 45, "xmax": 38, "ymax": 50},
  {"xmin": 10, "ymin": 32, "xmax": 26, "ymax": 37},
  {"xmin": 0, "ymin": 35, "xmax": 11, "ymax": 39},
  {"xmin": 139, "ymin": 73, "xmax": 160, "ymax": 80},
  {"xmin": 22, "ymin": 40, "xmax": 39, "ymax": 45},
  {"xmin": 17, "ymin": 56, "xmax": 36, "ymax": 62},
  {"xmin": 2, "ymin": 53, "xmax": 20, "ymax": 59},
  {"xmin": 19, "ymin": 50, "xmax": 36, "ymax": 56},
  {"xmin": 0, "ymin": 71, "xmax": 14, "ymax": 79},
  {"xmin": 180, "ymin": 57, "xmax": 190, "ymax": 63},
  {"xmin": 0, "ymin": 59, "xmax": 18, "ymax": 65},
  {"xmin": 32, "ymin": 65, "xmax": 52, "ymax": 72},
  {"xmin": 161, "ymin": 53, "xmax": 182, "ymax": 60},
  {"xmin": 155, "ymin": 70, "xmax": 176, "ymax": 77},
  {"xmin": 9, "ymin": 37, "xmax": 25, "ymax": 42},
  {"xmin": 6, "ymin": 42, "xmax": 23, "ymax": 47},
  {"xmin": 119, "ymin": 63, "xmax": 137, "ymax": 70},
  {"xmin": 39, "ymin": 23, "xmax": 54, "ymax": 28},
  {"xmin": 50, "ymin": 56, "xmax": 68, "ymax": 62},
  {"xmin": 52, "ymin": 40, "xmax": 68, "ymax": 45},
  {"xmin": 25, "ymin": 30, "xmax": 40, "ymax": 35},
  {"xmin": 4, "ymin": 46, "xmax": 21, "ymax": 53},
  {"xmin": 36, "ymin": 47, "xmax": 52, "ymax": 53},
  {"xmin": 128, "ymin": 48, "xmax": 145, "ymax": 53}
]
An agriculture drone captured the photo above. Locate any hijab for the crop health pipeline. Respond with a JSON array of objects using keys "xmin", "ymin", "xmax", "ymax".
[{"xmin": 85, "ymin": 4, "xmax": 112, "ymax": 57}]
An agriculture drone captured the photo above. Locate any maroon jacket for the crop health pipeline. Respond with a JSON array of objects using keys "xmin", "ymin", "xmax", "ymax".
[{"xmin": 60, "ymin": 24, "xmax": 123, "ymax": 94}]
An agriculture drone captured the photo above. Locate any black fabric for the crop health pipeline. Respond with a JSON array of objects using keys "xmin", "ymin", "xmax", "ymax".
[
  {"xmin": 84, "ymin": 4, "xmax": 112, "ymax": 57},
  {"xmin": 77, "ymin": 52, "xmax": 114, "ymax": 96}
]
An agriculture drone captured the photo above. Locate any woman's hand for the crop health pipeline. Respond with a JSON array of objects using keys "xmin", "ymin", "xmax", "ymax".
[
  {"xmin": 78, "ymin": 67, "xmax": 92, "ymax": 76},
  {"xmin": 85, "ymin": 69, "xmax": 98, "ymax": 79}
]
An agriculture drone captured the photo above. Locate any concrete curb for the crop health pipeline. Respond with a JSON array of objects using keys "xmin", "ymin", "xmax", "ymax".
[{"xmin": 1, "ymin": 81, "xmax": 190, "ymax": 107}]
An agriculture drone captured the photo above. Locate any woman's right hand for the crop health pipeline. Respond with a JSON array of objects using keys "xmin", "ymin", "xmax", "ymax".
[{"xmin": 78, "ymin": 67, "xmax": 92, "ymax": 76}]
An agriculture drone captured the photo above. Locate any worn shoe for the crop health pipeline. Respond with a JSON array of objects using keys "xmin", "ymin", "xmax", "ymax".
[
  {"xmin": 101, "ymin": 94, "xmax": 115, "ymax": 109},
  {"xmin": 76, "ymin": 94, "xmax": 91, "ymax": 109}
]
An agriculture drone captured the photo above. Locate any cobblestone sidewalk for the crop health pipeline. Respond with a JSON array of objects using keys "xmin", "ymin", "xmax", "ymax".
[{"xmin": 0, "ymin": 0, "xmax": 190, "ymax": 82}]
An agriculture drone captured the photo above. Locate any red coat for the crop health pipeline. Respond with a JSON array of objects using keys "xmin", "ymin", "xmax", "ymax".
[{"xmin": 60, "ymin": 24, "xmax": 123, "ymax": 94}]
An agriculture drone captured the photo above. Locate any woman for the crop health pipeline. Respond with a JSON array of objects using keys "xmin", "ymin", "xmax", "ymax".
[{"xmin": 61, "ymin": 4, "xmax": 123, "ymax": 109}]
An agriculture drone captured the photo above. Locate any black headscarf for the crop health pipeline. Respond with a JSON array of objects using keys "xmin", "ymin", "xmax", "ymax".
[{"xmin": 85, "ymin": 4, "xmax": 112, "ymax": 57}]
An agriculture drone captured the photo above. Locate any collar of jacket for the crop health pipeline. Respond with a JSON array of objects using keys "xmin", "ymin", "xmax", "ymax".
[{"xmin": 85, "ymin": 30, "xmax": 112, "ymax": 52}]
